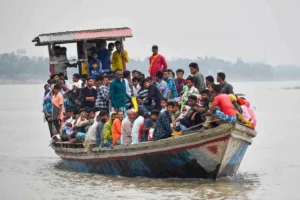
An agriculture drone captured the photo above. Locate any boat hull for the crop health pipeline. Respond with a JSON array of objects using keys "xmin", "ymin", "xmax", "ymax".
[{"xmin": 53, "ymin": 124, "xmax": 256, "ymax": 179}]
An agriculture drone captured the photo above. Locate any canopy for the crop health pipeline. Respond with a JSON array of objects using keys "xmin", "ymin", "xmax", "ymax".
[{"xmin": 32, "ymin": 27, "xmax": 133, "ymax": 46}]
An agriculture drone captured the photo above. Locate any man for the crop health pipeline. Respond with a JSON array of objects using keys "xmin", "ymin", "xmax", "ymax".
[
  {"xmin": 112, "ymin": 41, "xmax": 129, "ymax": 71},
  {"xmin": 142, "ymin": 110, "xmax": 159, "ymax": 141},
  {"xmin": 179, "ymin": 95, "xmax": 200, "ymax": 129},
  {"xmin": 97, "ymin": 40, "xmax": 111, "ymax": 73},
  {"xmin": 111, "ymin": 110, "xmax": 124, "ymax": 147},
  {"xmin": 110, "ymin": 70, "xmax": 131, "ymax": 114},
  {"xmin": 209, "ymin": 84, "xmax": 236, "ymax": 123},
  {"xmin": 52, "ymin": 46, "xmax": 68, "ymax": 77},
  {"xmin": 95, "ymin": 111, "xmax": 109, "ymax": 147},
  {"xmin": 108, "ymin": 42, "xmax": 115, "ymax": 69},
  {"xmin": 123, "ymin": 70, "xmax": 133, "ymax": 96},
  {"xmin": 132, "ymin": 70, "xmax": 139, "ymax": 78},
  {"xmin": 205, "ymin": 75, "xmax": 214, "ymax": 88},
  {"xmin": 79, "ymin": 77, "xmax": 97, "ymax": 108},
  {"xmin": 153, "ymin": 101, "xmax": 174, "ymax": 140},
  {"xmin": 181, "ymin": 76, "xmax": 199, "ymax": 105},
  {"xmin": 217, "ymin": 72, "xmax": 234, "ymax": 94},
  {"xmin": 95, "ymin": 76, "xmax": 109, "ymax": 112},
  {"xmin": 155, "ymin": 71, "xmax": 169, "ymax": 99},
  {"xmin": 163, "ymin": 70, "xmax": 178, "ymax": 100},
  {"xmin": 72, "ymin": 73, "xmax": 82, "ymax": 88},
  {"xmin": 148, "ymin": 45, "xmax": 168, "ymax": 78},
  {"xmin": 132, "ymin": 77, "xmax": 141, "ymax": 96},
  {"xmin": 121, "ymin": 109, "xmax": 137, "ymax": 145},
  {"xmin": 52, "ymin": 84, "xmax": 64, "ymax": 133},
  {"xmin": 139, "ymin": 78, "xmax": 163, "ymax": 111},
  {"xmin": 174, "ymin": 69, "xmax": 186, "ymax": 94},
  {"xmin": 189, "ymin": 62, "xmax": 205, "ymax": 92}
]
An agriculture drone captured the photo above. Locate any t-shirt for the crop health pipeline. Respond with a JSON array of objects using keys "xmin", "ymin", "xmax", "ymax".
[
  {"xmin": 97, "ymin": 49, "xmax": 111, "ymax": 71},
  {"xmin": 53, "ymin": 55, "xmax": 68, "ymax": 75},
  {"xmin": 156, "ymin": 80, "xmax": 169, "ymax": 98},
  {"xmin": 80, "ymin": 87, "xmax": 97, "ymax": 108},
  {"xmin": 213, "ymin": 94, "xmax": 236, "ymax": 116},
  {"xmin": 52, "ymin": 93, "xmax": 64, "ymax": 120}
]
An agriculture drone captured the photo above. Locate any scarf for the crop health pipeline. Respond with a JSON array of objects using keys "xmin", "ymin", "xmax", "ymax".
[{"xmin": 148, "ymin": 54, "xmax": 160, "ymax": 73}]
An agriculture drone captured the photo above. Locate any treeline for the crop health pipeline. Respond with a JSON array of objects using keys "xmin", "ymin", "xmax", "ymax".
[{"xmin": 0, "ymin": 52, "xmax": 300, "ymax": 83}]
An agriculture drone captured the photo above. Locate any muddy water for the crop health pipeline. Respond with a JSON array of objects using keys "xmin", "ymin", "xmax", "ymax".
[{"xmin": 0, "ymin": 82, "xmax": 299, "ymax": 200}]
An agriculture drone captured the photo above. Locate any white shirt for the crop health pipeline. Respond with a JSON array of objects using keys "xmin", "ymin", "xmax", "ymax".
[
  {"xmin": 53, "ymin": 55, "xmax": 68, "ymax": 75},
  {"xmin": 124, "ymin": 79, "xmax": 132, "ymax": 96},
  {"xmin": 132, "ymin": 84, "xmax": 141, "ymax": 96}
]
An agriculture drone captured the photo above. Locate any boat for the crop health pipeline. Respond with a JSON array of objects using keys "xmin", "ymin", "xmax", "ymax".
[
  {"xmin": 52, "ymin": 123, "xmax": 256, "ymax": 179},
  {"xmin": 34, "ymin": 27, "xmax": 256, "ymax": 179}
]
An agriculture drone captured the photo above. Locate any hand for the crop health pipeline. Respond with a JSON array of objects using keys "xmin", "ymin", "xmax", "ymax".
[{"xmin": 195, "ymin": 107, "xmax": 205, "ymax": 113}]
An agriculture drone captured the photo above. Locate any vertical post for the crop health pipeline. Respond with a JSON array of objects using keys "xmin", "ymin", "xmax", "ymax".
[
  {"xmin": 77, "ymin": 42, "xmax": 83, "ymax": 75},
  {"xmin": 83, "ymin": 40, "xmax": 89, "ymax": 76}
]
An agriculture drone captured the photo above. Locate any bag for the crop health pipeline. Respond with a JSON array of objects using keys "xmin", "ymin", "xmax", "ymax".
[{"xmin": 131, "ymin": 96, "xmax": 138, "ymax": 111}]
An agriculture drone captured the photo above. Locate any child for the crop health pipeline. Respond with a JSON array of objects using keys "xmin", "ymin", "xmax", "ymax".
[
  {"xmin": 142, "ymin": 110, "xmax": 160, "ymax": 141},
  {"xmin": 90, "ymin": 62, "xmax": 101, "ymax": 79},
  {"xmin": 160, "ymin": 98, "xmax": 168, "ymax": 113},
  {"xmin": 132, "ymin": 77, "xmax": 141, "ymax": 96}
]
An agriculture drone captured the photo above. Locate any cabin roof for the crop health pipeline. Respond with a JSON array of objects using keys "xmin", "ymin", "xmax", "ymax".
[{"xmin": 32, "ymin": 27, "xmax": 133, "ymax": 46}]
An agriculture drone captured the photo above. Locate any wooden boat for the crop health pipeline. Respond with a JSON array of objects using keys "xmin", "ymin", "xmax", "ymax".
[{"xmin": 52, "ymin": 123, "xmax": 256, "ymax": 179}]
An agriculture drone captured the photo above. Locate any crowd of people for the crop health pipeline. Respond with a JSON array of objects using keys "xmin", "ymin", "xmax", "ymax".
[{"xmin": 44, "ymin": 43, "xmax": 257, "ymax": 149}]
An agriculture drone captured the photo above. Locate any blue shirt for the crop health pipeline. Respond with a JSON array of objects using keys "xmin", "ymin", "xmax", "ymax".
[
  {"xmin": 97, "ymin": 49, "xmax": 111, "ymax": 71},
  {"xmin": 156, "ymin": 80, "xmax": 169, "ymax": 98},
  {"xmin": 164, "ymin": 77, "xmax": 179, "ymax": 99}
]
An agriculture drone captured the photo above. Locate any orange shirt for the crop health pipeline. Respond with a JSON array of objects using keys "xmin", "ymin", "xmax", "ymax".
[
  {"xmin": 52, "ymin": 92, "xmax": 64, "ymax": 120},
  {"xmin": 112, "ymin": 118, "xmax": 122, "ymax": 145}
]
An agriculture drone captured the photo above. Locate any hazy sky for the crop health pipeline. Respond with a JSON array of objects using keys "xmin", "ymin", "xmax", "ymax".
[{"xmin": 0, "ymin": 0, "xmax": 299, "ymax": 65}]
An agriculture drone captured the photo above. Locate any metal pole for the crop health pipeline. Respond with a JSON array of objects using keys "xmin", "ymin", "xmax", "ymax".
[{"xmin": 83, "ymin": 40, "xmax": 89, "ymax": 76}]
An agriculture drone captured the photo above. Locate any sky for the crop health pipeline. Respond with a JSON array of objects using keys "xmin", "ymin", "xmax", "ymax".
[{"xmin": 0, "ymin": 0, "xmax": 299, "ymax": 66}]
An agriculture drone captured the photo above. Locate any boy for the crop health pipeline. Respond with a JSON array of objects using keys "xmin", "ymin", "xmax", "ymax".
[
  {"xmin": 156, "ymin": 71, "xmax": 169, "ymax": 99},
  {"xmin": 95, "ymin": 111, "xmax": 109, "ymax": 147},
  {"xmin": 132, "ymin": 77, "xmax": 141, "ymax": 96},
  {"xmin": 174, "ymin": 69, "xmax": 186, "ymax": 94},
  {"xmin": 132, "ymin": 70, "xmax": 139, "ymax": 78},
  {"xmin": 142, "ymin": 110, "xmax": 160, "ymax": 141},
  {"xmin": 90, "ymin": 62, "xmax": 101, "ymax": 79},
  {"xmin": 160, "ymin": 98, "xmax": 167, "ymax": 113}
]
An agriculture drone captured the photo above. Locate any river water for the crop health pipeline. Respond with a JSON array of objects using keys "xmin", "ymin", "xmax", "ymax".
[{"xmin": 0, "ymin": 82, "xmax": 299, "ymax": 200}]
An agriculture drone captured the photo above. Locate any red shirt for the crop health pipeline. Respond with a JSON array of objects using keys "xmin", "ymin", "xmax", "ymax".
[
  {"xmin": 213, "ymin": 94, "xmax": 236, "ymax": 116},
  {"xmin": 149, "ymin": 55, "xmax": 168, "ymax": 77}
]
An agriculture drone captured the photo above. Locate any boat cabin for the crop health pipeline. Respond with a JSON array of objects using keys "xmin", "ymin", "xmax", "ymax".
[{"xmin": 32, "ymin": 27, "xmax": 133, "ymax": 76}]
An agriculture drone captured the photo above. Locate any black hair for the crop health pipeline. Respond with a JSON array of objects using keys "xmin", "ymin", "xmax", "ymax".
[
  {"xmin": 95, "ymin": 75, "xmax": 103, "ymax": 81},
  {"xmin": 123, "ymin": 70, "xmax": 131, "ymax": 79},
  {"xmin": 151, "ymin": 109, "xmax": 160, "ymax": 116},
  {"xmin": 176, "ymin": 69, "xmax": 184, "ymax": 74},
  {"xmin": 139, "ymin": 73, "xmax": 145, "ymax": 78},
  {"xmin": 92, "ymin": 52, "xmax": 98, "ymax": 55},
  {"xmin": 155, "ymin": 71, "xmax": 164, "ymax": 79},
  {"xmin": 114, "ymin": 69, "xmax": 123, "ymax": 74},
  {"xmin": 189, "ymin": 62, "xmax": 199, "ymax": 69},
  {"xmin": 73, "ymin": 73, "xmax": 80, "ymax": 79},
  {"xmin": 47, "ymin": 79, "xmax": 51, "ymax": 84},
  {"xmin": 132, "ymin": 77, "xmax": 140, "ymax": 82},
  {"xmin": 188, "ymin": 95, "xmax": 197, "ymax": 101},
  {"xmin": 162, "ymin": 69, "xmax": 169, "ymax": 74},
  {"xmin": 49, "ymin": 79, "xmax": 56, "ymax": 84},
  {"xmin": 108, "ymin": 42, "xmax": 115, "ymax": 48},
  {"xmin": 54, "ymin": 46, "xmax": 61, "ymax": 50},
  {"xmin": 99, "ymin": 110, "xmax": 108, "ymax": 117},
  {"xmin": 137, "ymin": 71, "xmax": 141, "ymax": 75},
  {"xmin": 58, "ymin": 72, "xmax": 64, "ymax": 77},
  {"xmin": 186, "ymin": 76, "xmax": 195, "ymax": 83},
  {"xmin": 200, "ymin": 89, "xmax": 210, "ymax": 95},
  {"xmin": 93, "ymin": 107, "xmax": 101, "ymax": 112},
  {"xmin": 145, "ymin": 77, "xmax": 153, "ymax": 82},
  {"xmin": 138, "ymin": 109, "xmax": 145, "ymax": 117},
  {"xmin": 103, "ymin": 75, "xmax": 109, "ymax": 80},
  {"xmin": 115, "ymin": 41, "xmax": 121, "ymax": 45},
  {"xmin": 53, "ymin": 84, "xmax": 61, "ymax": 90},
  {"xmin": 44, "ymin": 84, "xmax": 48, "ymax": 89},
  {"xmin": 212, "ymin": 84, "xmax": 222, "ymax": 93},
  {"xmin": 205, "ymin": 75, "xmax": 214, "ymax": 83},
  {"xmin": 109, "ymin": 74, "xmax": 115, "ymax": 79},
  {"xmin": 81, "ymin": 74, "xmax": 88, "ymax": 79},
  {"xmin": 139, "ymin": 79, "xmax": 147, "ymax": 87},
  {"xmin": 171, "ymin": 71, "xmax": 175, "ymax": 77},
  {"xmin": 167, "ymin": 69, "xmax": 173, "ymax": 73},
  {"xmin": 87, "ymin": 77, "xmax": 94, "ymax": 81},
  {"xmin": 174, "ymin": 101, "xmax": 179, "ymax": 107},
  {"xmin": 167, "ymin": 101, "xmax": 175, "ymax": 107},
  {"xmin": 161, "ymin": 98, "xmax": 168, "ymax": 103},
  {"xmin": 132, "ymin": 70, "xmax": 138, "ymax": 74},
  {"xmin": 217, "ymin": 72, "xmax": 226, "ymax": 81},
  {"xmin": 152, "ymin": 45, "xmax": 158, "ymax": 49},
  {"xmin": 74, "ymin": 108, "xmax": 80, "ymax": 115}
]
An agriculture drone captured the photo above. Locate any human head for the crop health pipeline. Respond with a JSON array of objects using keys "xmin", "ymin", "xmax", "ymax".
[
  {"xmin": 162, "ymin": 70, "xmax": 169, "ymax": 80},
  {"xmin": 53, "ymin": 74, "xmax": 59, "ymax": 81},
  {"xmin": 132, "ymin": 77, "xmax": 140, "ymax": 87},
  {"xmin": 166, "ymin": 101, "xmax": 175, "ymax": 113},
  {"xmin": 212, "ymin": 84, "xmax": 222, "ymax": 94},
  {"xmin": 173, "ymin": 101, "xmax": 179, "ymax": 112},
  {"xmin": 186, "ymin": 76, "xmax": 195, "ymax": 88},
  {"xmin": 188, "ymin": 95, "xmax": 197, "ymax": 107},
  {"xmin": 60, "ymin": 47, "xmax": 67, "ymax": 55},
  {"xmin": 58, "ymin": 73, "xmax": 65, "ymax": 80},
  {"xmin": 97, "ymin": 110, "xmax": 108, "ymax": 122},
  {"xmin": 73, "ymin": 73, "xmax": 80, "ymax": 82},
  {"xmin": 138, "ymin": 109, "xmax": 145, "ymax": 117},
  {"xmin": 115, "ymin": 69, "xmax": 123, "ymax": 80},
  {"xmin": 103, "ymin": 76, "xmax": 109, "ymax": 85},
  {"xmin": 108, "ymin": 42, "xmax": 115, "ymax": 52},
  {"xmin": 161, "ymin": 98, "xmax": 167, "ymax": 108},
  {"xmin": 116, "ymin": 110, "xmax": 123, "ymax": 121},
  {"xmin": 140, "ymin": 79, "xmax": 150, "ymax": 89},
  {"xmin": 217, "ymin": 72, "xmax": 226, "ymax": 83},
  {"xmin": 123, "ymin": 70, "xmax": 131, "ymax": 80},
  {"xmin": 115, "ymin": 41, "xmax": 121, "ymax": 51},
  {"xmin": 152, "ymin": 45, "xmax": 158, "ymax": 54},
  {"xmin": 95, "ymin": 75, "xmax": 104, "ymax": 86},
  {"xmin": 155, "ymin": 71, "xmax": 163, "ymax": 81},
  {"xmin": 139, "ymin": 73, "xmax": 145, "ymax": 79},
  {"xmin": 200, "ymin": 89, "xmax": 210, "ymax": 100},
  {"xmin": 146, "ymin": 77, "xmax": 153, "ymax": 85},
  {"xmin": 54, "ymin": 46, "xmax": 61, "ymax": 56},
  {"xmin": 127, "ymin": 109, "xmax": 137, "ymax": 120},
  {"xmin": 92, "ymin": 52, "xmax": 98, "ymax": 59},
  {"xmin": 150, "ymin": 110, "xmax": 160, "ymax": 121},
  {"xmin": 205, "ymin": 75, "xmax": 214, "ymax": 87},
  {"xmin": 92, "ymin": 62, "xmax": 98, "ymax": 69},
  {"xmin": 88, "ymin": 109, "xmax": 95, "ymax": 119},
  {"xmin": 132, "ymin": 70, "xmax": 139, "ymax": 78},
  {"xmin": 189, "ymin": 62, "xmax": 199, "ymax": 75},
  {"xmin": 53, "ymin": 84, "xmax": 61, "ymax": 95},
  {"xmin": 176, "ymin": 69, "xmax": 184, "ymax": 79},
  {"xmin": 66, "ymin": 109, "xmax": 74, "ymax": 118},
  {"xmin": 100, "ymin": 40, "xmax": 107, "ymax": 49},
  {"xmin": 87, "ymin": 77, "xmax": 95, "ymax": 87},
  {"xmin": 111, "ymin": 112, "xmax": 117, "ymax": 122}
]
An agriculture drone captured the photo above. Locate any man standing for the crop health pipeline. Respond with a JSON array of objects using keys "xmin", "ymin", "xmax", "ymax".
[
  {"xmin": 148, "ymin": 45, "xmax": 168, "ymax": 78},
  {"xmin": 112, "ymin": 41, "xmax": 129, "ymax": 71},
  {"xmin": 174, "ymin": 69, "xmax": 186, "ymax": 94},
  {"xmin": 79, "ymin": 77, "xmax": 97, "ymax": 108},
  {"xmin": 108, "ymin": 42, "xmax": 115, "ymax": 70},
  {"xmin": 163, "ymin": 70, "xmax": 178, "ymax": 100},
  {"xmin": 110, "ymin": 70, "xmax": 131, "ymax": 114},
  {"xmin": 97, "ymin": 40, "xmax": 111, "ymax": 73},
  {"xmin": 52, "ymin": 84, "xmax": 64, "ymax": 133},
  {"xmin": 52, "ymin": 46, "xmax": 68, "ymax": 77},
  {"xmin": 217, "ymin": 72, "xmax": 234, "ymax": 94},
  {"xmin": 189, "ymin": 62, "xmax": 205, "ymax": 92},
  {"xmin": 95, "ymin": 76, "xmax": 110, "ymax": 112}
]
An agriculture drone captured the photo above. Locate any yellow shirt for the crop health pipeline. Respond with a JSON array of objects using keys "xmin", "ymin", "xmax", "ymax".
[
  {"xmin": 81, "ymin": 61, "xmax": 88, "ymax": 75},
  {"xmin": 112, "ymin": 50, "xmax": 129, "ymax": 71}
]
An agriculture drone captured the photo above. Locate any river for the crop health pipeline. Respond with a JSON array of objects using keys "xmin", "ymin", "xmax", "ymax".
[{"xmin": 0, "ymin": 81, "xmax": 299, "ymax": 200}]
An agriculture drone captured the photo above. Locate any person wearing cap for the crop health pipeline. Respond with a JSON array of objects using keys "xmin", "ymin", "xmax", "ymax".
[
  {"xmin": 112, "ymin": 41, "xmax": 129, "ymax": 71},
  {"xmin": 148, "ymin": 45, "xmax": 168, "ymax": 78}
]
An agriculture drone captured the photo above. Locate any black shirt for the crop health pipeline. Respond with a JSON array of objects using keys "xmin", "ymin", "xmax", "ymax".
[
  {"xmin": 146, "ymin": 85, "xmax": 162, "ymax": 109},
  {"xmin": 79, "ymin": 87, "xmax": 97, "ymax": 108}
]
